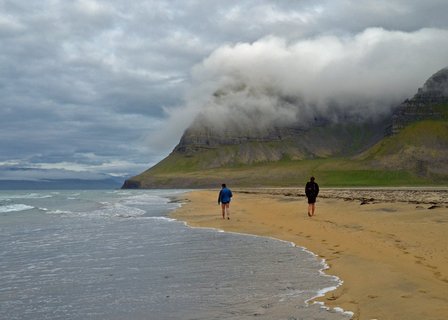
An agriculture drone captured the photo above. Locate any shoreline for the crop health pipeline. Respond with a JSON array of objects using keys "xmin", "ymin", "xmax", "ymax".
[{"xmin": 170, "ymin": 188, "xmax": 448, "ymax": 320}]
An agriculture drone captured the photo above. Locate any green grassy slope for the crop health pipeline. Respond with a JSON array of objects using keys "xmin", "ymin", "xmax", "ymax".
[
  {"xmin": 359, "ymin": 120, "xmax": 448, "ymax": 165},
  {"xmin": 125, "ymin": 156, "xmax": 442, "ymax": 188}
]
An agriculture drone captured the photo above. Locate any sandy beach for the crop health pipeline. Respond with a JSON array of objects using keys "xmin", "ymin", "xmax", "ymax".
[{"xmin": 171, "ymin": 188, "xmax": 448, "ymax": 320}]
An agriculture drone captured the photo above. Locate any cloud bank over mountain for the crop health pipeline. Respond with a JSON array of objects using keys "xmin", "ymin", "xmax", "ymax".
[{"xmin": 155, "ymin": 28, "xmax": 448, "ymax": 143}]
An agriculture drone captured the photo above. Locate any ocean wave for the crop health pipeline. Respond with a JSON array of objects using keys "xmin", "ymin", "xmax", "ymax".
[
  {"xmin": 43, "ymin": 202, "xmax": 148, "ymax": 219},
  {"xmin": 0, "ymin": 204, "xmax": 34, "ymax": 213},
  {"xmin": 76, "ymin": 203, "xmax": 148, "ymax": 219},
  {"xmin": 122, "ymin": 194, "xmax": 168, "ymax": 206},
  {"xmin": 46, "ymin": 209, "xmax": 74, "ymax": 215},
  {"xmin": 144, "ymin": 216, "xmax": 177, "ymax": 222},
  {"xmin": 0, "ymin": 193, "xmax": 53, "ymax": 201}
]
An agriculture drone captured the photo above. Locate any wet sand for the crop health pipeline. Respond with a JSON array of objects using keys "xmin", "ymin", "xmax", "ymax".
[{"xmin": 171, "ymin": 188, "xmax": 448, "ymax": 320}]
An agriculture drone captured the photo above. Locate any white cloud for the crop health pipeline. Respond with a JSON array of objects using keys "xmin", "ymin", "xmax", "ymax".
[{"xmin": 152, "ymin": 27, "xmax": 448, "ymax": 143}]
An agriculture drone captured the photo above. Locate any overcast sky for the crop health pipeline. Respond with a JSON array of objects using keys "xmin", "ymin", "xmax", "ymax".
[{"xmin": 1, "ymin": 0, "xmax": 448, "ymax": 182}]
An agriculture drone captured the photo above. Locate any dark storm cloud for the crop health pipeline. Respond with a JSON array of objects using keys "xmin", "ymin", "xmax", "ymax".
[{"xmin": 1, "ymin": 0, "xmax": 448, "ymax": 180}]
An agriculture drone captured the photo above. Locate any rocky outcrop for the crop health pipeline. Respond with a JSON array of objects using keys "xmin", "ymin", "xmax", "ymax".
[{"xmin": 121, "ymin": 179, "xmax": 141, "ymax": 189}]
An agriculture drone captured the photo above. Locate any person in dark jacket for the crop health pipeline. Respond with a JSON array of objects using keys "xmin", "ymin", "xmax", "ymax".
[
  {"xmin": 305, "ymin": 177, "xmax": 319, "ymax": 217},
  {"xmin": 218, "ymin": 183, "xmax": 233, "ymax": 220}
]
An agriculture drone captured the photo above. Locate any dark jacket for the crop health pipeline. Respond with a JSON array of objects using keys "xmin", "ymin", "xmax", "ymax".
[{"xmin": 305, "ymin": 181, "xmax": 319, "ymax": 198}]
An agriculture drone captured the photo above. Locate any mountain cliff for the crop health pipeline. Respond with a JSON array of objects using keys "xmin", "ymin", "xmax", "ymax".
[
  {"xmin": 389, "ymin": 67, "xmax": 448, "ymax": 134},
  {"xmin": 361, "ymin": 67, "xmax": 448, "ymax": 177},
  {"xmin": 123, "ymin": 67, "xmax": 448, "ymax": 188},
  {"xmin": 173, "ymin": 115, "xmax": 388, "ymax": 165}
]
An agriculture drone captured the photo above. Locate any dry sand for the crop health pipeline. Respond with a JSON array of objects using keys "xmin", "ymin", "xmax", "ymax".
[{"xmin": 170, "ymin": 188, "xmax": 448, "ymax": 320}]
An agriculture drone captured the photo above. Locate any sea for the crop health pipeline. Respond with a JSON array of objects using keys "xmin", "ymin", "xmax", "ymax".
[{"xmin": 0, "ymin": 189, "xmax": 352, "ymax": 320}]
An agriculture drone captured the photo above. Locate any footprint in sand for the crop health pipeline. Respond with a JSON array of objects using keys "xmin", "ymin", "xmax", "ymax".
[
  {"xmin": 418, "ymin": 289, "xmax": 428, "ymax": 294},
  {"xmin": 414, "ymin": 256, "xmax": 426, "ymax": 265}
]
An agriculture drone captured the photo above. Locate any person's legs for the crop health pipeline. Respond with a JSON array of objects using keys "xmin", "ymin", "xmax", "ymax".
[
  {"xmin": 307, "ymin": 196, "xmax": 316, "ymax": 217},
  {"xmin": 225, "ymin": 203, "xmax": 230, "ymax": 219},
  {"xmin": 221, "ymin": 203, "xmax": 226, "ymax": 219}
]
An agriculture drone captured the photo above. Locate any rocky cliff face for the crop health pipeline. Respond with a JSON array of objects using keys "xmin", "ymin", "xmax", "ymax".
[
  {"xmin": 390, "ymin": 67, "xmax": 448, "ymax": 134},
  {"xmin": 361, "ymin": 67, "xmax": 448, "ymax": 176},
  {"xmin": 172, "ymin": 118, "xmax": 387, "ymax": 167},
  {"xmin": 172, "ymin": 109, "xmax": 389, "ymax": 165},
  {"xmin": 173, "ymin": 116, "xmax": 309, "ymax": 155}
]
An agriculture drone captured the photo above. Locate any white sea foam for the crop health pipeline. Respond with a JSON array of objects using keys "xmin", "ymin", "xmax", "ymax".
[
  {"xmin": 90, "ymin": 203, "xmax": 147, "ymax": 219},
  {"xmin": 122, "ymin": 194, "xmax": 168, "ymax": 206},
  {"xmin": 311, "ymin": 301, "xmax": 354, "ymax": 318},
  {"xmin": 146, "ymin": 216, "xmax": 177, "ymax": 222},
  {"xmin": 46, "ymin": 209, "xmax": 74, "ymax": 215},
  {"xmin": 305, "ymin": 265, "xmax": 353, "ymax": 318},
  {"xmin": 121, "ymin": 190, "xmax": 187, "ymax": 206},
  {"xmin": 0, "ymin": 204, "xmax": 34, "ymax": 213},
  {"xmin": 0, "ymin": 193, "xmax": 53, "ymax": 200},
  {"xmin": 333, "ymin": 307, "xmax": 355, "ymax": 317}
]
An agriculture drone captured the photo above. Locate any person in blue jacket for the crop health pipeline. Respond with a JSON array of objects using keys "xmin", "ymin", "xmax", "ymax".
[{"xmin": 218, "ymin": 183, "xmax": 233, "ymax": 220}]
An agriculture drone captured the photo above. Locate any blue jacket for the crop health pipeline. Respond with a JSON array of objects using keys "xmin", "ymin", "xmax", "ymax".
[{"xmin": 218, "ymin": 187, "xmax": 233, "ymax": 204}]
